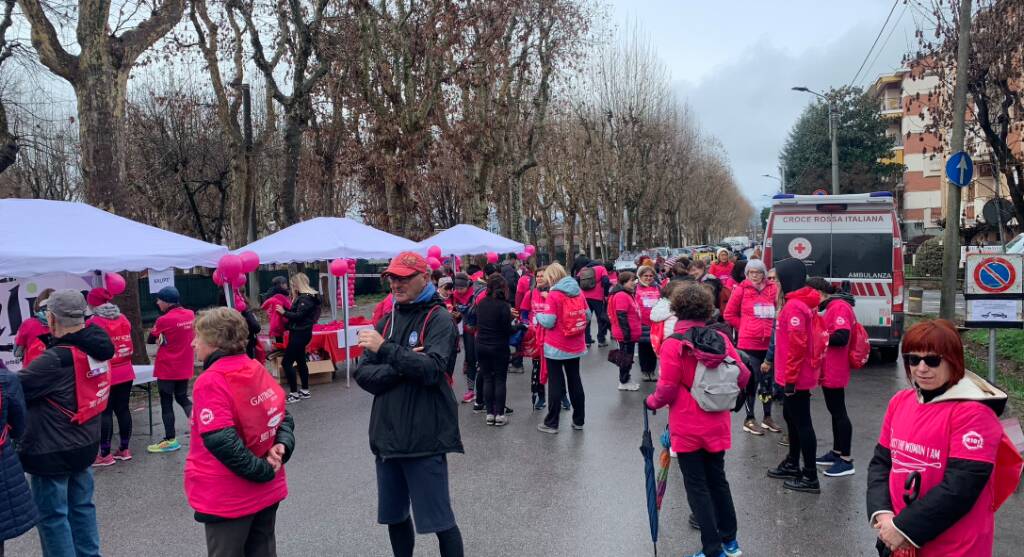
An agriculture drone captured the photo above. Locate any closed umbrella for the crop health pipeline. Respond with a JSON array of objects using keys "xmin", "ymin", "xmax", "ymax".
[{"xmin": 640, "ymin": 405, "xmax": 659, "ymax": 556}]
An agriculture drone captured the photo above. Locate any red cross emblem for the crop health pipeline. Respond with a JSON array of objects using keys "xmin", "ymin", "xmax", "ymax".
[{"xmin": 788, "ymin": 237, "xmax": 811, "ymax": 260}]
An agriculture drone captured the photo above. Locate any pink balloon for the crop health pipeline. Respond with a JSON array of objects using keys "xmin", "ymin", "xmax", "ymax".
[
  {"xmin": 427, "ymin": 245, "xmax": 443, "ymax": 259},
  {"xmin": 239, "ymin": 251, "xmax": 260, "ymax": 273},
  {"xmin": 233, "ymin": 293, "xmax": 247, "ymax": 312},
  {"xmin": 105, "ymin": 272, "xmax": 126, "ymax": 296},
  {"xmin": 517, "ymin": 252, "xmax": 529, "ymax": 261},
  {"xmin": 212, "ymin": 268, "xmax": 225, "ymax": 286},
  {"xmin": 525, "ymin": 244, "xmax": 536, "ymax": 256},
  {"xmin": 229, "ymin": 273, "xmax": 247, "ymax": 288},
  {"xmin": 218, "ymin": 254, "xmax": 242, "ymax": 280},
  {"xmin": 486, "ymin": 252, "xmax": 498, "ymax": 264},
  {"xmin": 427, "ymin": 256, "xmax": 442, "ymax": 270},
  {"xmin": 329, "ymin": 258, "xmax": 348, "ymax": 277},
  {"xmin": 347, "ymin": 259, "xmax": 357, "ymax": 273}
]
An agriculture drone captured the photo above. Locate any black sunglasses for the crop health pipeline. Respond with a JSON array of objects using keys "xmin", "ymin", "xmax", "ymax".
[{"xmin": 902, "ymin": 354, "xmax": 943, "ymax": 367}]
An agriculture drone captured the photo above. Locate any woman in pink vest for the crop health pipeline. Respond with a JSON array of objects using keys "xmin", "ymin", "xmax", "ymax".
[
  {"xmin": 14, "ymin": 288, "xmax": 54, "ymax": 366},
  {"xmin": 767, "ymin": 258, "xmax": 823, "ymax": 494},
  {"xmin": 634, "ymin": 266, "xmax": 661, "ymax": 382},
  {"xmin": 608, "ymin": 271, "xmax": 641, "ymax": 391},
  {"xmin": 867, "ymin": 320, "xmax": 1016, "ymax": 557},
  {"xmin": 723, "ymin": 258, "xmax": 779, "ymax": 436},
  {"xmin": 86, "ymin": 288, "xmax": 136, "ymax": 466},
  {"xmin": 646, "ymin": 282, "xmax": 750, "ymax": 557},
  {"xmin": 536, "ymin": 263, "xmax": 588, "ymax": 434},
  {"xmin": 807, "ymin": 277, "xmax": 858, "ymax": 478},
  {"xmin": 187, "ymin": 307, "xmax": 294, "ymax": 557}
]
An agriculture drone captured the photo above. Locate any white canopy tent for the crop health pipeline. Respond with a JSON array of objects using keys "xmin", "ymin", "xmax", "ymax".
[
  {"xmin": 0, "ymin": 199, "xmax": 229, "ymax": 277},
  {"xmin": 238, "ymin": 217, "xmax": 419, "ymax": 264},
  {"xmin": 416, "ymin": 224, "xmax": 524, "ymax": 255},
  {"xmin": 239, "ymin": 217, "xmax": 419, "ymax": 387}
]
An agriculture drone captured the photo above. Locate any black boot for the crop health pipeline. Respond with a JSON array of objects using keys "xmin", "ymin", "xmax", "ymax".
[
  {"xmin": 767, "ymin": 458, "xmax": 801, "ymax": 479},
  {"xmin": 784, "ymin": 469, "xmax": 821, "ymax": 494}
]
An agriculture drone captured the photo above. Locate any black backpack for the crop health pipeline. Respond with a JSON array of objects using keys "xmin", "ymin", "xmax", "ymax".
[{"xmin": 578, "ymin": 267, "xmax": 597, "ymax": 291}]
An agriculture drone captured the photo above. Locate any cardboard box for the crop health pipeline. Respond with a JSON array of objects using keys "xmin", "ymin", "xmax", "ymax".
[{"xmin": 266, "ymin": 356, "xmax": 335, "ymax": 386}]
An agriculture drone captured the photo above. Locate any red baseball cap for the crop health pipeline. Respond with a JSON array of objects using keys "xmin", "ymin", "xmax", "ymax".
[{"xmin": 383, "ymin": 251, "xmax": 429, "ymax": 278}]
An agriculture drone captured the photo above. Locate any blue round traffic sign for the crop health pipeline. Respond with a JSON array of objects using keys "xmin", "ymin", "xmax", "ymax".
[
  {"xmin": 946, "ymin": 151, "xmax": 974, "ymax": 188},
  {"xmin": 973, "ymin": 257, "xmax": 1016, "ymax": 293}
]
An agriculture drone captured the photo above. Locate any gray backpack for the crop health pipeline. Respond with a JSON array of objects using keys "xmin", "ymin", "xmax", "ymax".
[{"xmin": 670, "ymin": 331, "xmax": 742, "ymax": 412}]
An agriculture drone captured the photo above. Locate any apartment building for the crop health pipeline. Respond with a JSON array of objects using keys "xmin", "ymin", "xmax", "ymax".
[{"xmin": 870, "ymin": 64, "xmax": 1024, "ymax": 245}]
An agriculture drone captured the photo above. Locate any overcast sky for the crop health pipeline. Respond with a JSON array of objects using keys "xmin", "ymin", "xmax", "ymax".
[{"xmin": 607, "ymin": 0, "xmax": 929, "ymax": 208}]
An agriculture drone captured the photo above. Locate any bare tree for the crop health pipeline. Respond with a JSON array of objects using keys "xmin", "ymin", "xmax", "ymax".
[
  {"xmin": 17, "ymin": 0, "xmax": 186, "ymax": 211},
  {"xmin": 237, "ymin": 0, "xmax": 331, "ymax": 227}
]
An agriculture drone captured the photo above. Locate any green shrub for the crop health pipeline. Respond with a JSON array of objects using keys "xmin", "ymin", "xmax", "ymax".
[{"xmin": 915, "ymin": 237, "xmax": 943, "ymax": 277}]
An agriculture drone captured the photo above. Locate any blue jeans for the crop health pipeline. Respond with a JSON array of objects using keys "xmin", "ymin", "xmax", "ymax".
[{"xmin": 30, "ymin": 469, "xmax": 100, "ymax": 557}]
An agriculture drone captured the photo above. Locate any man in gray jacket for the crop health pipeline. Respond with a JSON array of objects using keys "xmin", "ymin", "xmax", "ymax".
[{"xmin": 20, "ymin": 290, "xmax": 113, "ymax": 557}]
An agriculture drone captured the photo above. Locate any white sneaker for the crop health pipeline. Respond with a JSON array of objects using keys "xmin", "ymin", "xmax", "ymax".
[
  {"xmin": 617, "ymin": 382, "xmax": 630, "ymax": 391},
  {"xmin": 618, "ymin": 382, "xmax": 640, "ymax": 391}
]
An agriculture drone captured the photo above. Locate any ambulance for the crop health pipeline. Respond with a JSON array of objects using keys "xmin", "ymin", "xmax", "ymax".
[{"xmin": 763, "ymin": 192, "xmax": 904, "ymax": 362}]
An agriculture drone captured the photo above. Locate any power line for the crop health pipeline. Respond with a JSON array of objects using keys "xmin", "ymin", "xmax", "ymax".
[
  {"xmin": 859, "ymin": 2, "xmax": 909, "ymax": 88},
  {"xmin": 849, "ymin": 0, "xmax": 901, "ymax": 88}
]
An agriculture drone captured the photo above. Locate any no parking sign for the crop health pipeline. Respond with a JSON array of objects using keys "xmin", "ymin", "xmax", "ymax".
[
  {"xmin": 965, "ymin": 253, "xmax": 1024, "ymax": 329},
  {"xmin": 966, "ymin": 255, "xmax": 1023, "ymax": 295}
]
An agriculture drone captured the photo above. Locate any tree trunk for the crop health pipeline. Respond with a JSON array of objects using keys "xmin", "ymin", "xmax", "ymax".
[
  {"xmin": 75, "ymin": 68, "xmax": 130, "ymax": 212},
  {"xmin": 280, "ymin": 109, "xmax": 304, "ymax": 226},
  {"xmin": 0, "ymin": 100, "xmax": 17, "ymax": 174},
  {"xmin": 116, "ymin": 272, "xmax": 150, "ymax": 365}
]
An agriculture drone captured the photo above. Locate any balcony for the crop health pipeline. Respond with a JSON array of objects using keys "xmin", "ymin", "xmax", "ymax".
[
  {"xmin": 881, "ymin": 146, "xmax": 904, "ymax": 166},
  {"xmin": 880, "ymin": 96, "xmax": 902, "ymax": 119}
]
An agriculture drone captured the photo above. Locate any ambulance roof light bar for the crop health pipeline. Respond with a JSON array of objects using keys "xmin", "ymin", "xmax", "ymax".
[{"xmin": 771, "ymin": 191, "xmax": 894, "ymax": 205}]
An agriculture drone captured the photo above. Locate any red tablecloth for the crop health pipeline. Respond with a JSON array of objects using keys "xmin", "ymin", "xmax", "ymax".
[{"xmin": 307, "ymin": 318, "xmax": 371, "ymax": 363}]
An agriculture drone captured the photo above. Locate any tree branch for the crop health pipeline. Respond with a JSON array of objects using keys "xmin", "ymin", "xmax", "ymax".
[{"xmin": 16, "ymin": 0, "xmax": 78, "ymax": 81}]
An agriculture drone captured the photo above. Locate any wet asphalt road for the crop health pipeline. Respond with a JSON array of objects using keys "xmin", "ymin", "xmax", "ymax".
[{"xmin": 7, "ymin": 344, "xmax": 1023, "ymax": 557}]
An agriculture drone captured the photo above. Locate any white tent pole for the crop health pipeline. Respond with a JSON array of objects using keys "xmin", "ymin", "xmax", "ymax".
[
  {"xmin": 342, "ymin": 275, "xmax": 351, "ymax": 388},
  {"xmin": 223, "ymin": 284, "xmax": 234, "ymax": 309}
]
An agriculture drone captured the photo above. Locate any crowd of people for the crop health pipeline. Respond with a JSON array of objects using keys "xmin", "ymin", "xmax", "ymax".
[{"xmin": 0, "ymin": 247, "xmax": 1018, "ymax": 557}]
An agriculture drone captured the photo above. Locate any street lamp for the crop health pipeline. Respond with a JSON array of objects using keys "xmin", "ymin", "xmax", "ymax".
[
  {"xmin": 793, "ymin": 86, "xmax": 839, "ymax": 195},
  {"xmin": 761, "ymin": 173, "xmax": 785, "ymax": 194}
]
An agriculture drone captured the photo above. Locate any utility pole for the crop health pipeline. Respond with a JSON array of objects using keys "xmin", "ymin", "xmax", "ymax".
[
  {"xmin": 830, "ymin": 106, "xmax": 840, "ymax": 194},
  {"xmin": 939, "ymin": 0, "xmax": 973, "ymax": 320}
]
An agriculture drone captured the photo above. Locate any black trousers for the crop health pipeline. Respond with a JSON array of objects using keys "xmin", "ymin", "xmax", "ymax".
[
  {"xmin": 543, "ymin": 357, "xmax": 584, "ymax": 429},
  {"xmin": 203, "ymin": 503, "xmax": 279, "ymax": 557},
  {"xmin": 462, "ymin": 330, "xmax": 478, "ymax": 386},
  {"xmin": 617, "ymin": 341, "xmax": 636, "ymax": 384},
  {"xmin": 822, "ymin": 387, "xmax": 853, "ymax": 457},
  {"xmin": 157, "ymin": 379, "xmax": 192, "ymax": 441},
  {"xmin": 585, "ymin": 299, "xmax": 609, "ymax": 345},
  {"xmin": 637, "ymin": 340, "xmax": 657, "ymax": 374},
  {"xmin": 282, "ymin": 328, "xmax": 313, "ymax": 393},
  {"xmin": 100, "ymin": 381, "xmax": 133, "ymax": 454},
  {"xmin": 477, "ymin": 343, "xmax": 510, "ymax": 416},
  {"xmin": 741, "ymin": 350, "xmax": 772, "ymax": 420},
  {"xmin": 783, "ymin": 390, "xmax": 817, "ymax": 476},
  {"xmin": 678, "ymin": 450, "xmax": 737, "ymax": 557}
]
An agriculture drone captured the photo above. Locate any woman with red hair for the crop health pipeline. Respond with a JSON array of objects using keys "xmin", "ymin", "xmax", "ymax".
[{"xmin": 867, "ymin": 319, "xmax": 1020, "ymax": 556}]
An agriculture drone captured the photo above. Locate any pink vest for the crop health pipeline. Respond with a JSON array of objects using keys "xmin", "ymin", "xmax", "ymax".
[
  {"xmin": 635, "ymin": 285, "xmax": 660, "ymax": 326},
  {"xmin": 540, "ymin": 290, "xmax": 586, "ymax": 354},
  {"xmin": 87, "ymin": 315, "xmax": 135, "ymax": 385}
]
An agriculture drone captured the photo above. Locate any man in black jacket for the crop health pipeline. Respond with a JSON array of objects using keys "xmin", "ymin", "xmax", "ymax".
[
  {"xmin": 19, "ymin": 289, "xmax": 114, "ymax": 557},
  {"xmin": 355, "ymin": 251, "xmax": 464, "ymax": 557}
]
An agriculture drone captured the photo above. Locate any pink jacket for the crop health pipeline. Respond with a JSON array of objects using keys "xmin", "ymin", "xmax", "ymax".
[
  {"xmin": 608, "ymin": 288, "xmax": 641, "ymax": 342},
  {"xmin": 773, "ymin": 287, "xmax": 822, "ymax": 391},
  {"xmin": 646, "ymin": 319, "xmax": 751, "ymax": 453},
  {"xmin": 723, "ymin": 279, "xmax": 777, "ymax": 351},
  {"xmin": 261, "ymin": 294, "xmax": 292, "ymax": 338},
  {"xmin": 820, "ymin": 297, "xmax": 855, "ymax": 388}
]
